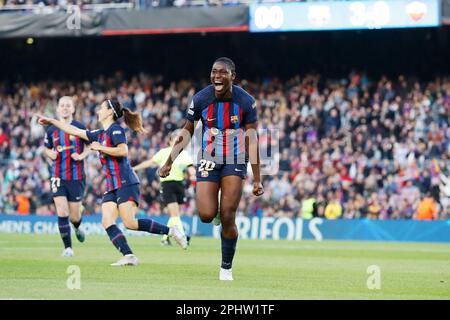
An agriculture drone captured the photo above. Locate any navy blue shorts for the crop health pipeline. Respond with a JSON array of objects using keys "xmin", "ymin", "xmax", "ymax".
[
  {"xmin": 102, "ymin": 184, "xmax": 140, "ymax": 206},
  {"xmin": 51, "ymin": 178, "xmax": 85, "ymax": 202},
  {"xmin": 196, "ymin": 160, "xmax": 247, "ymax": 183}
]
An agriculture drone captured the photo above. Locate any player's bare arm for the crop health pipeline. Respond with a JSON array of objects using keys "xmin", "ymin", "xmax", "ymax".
[
  {"xmin": 245, "ymin": 122, "xmax": 264, "ymax": 197},
  {"xmin": 133, "ymin": 159, "xmax": 157, "ymax": 171},
  {"xmin": 160, "ymin": 120, "xmax": 195, "ymax": 178},
  {"xmin": 35, "ymin": 114, "xmax": 89, "ymax": 141}
]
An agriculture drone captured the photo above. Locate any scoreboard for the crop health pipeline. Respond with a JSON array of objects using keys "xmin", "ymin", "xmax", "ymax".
[{"xmin": 249, "ymin": 0, "xmax": 441, "ymax": 32}]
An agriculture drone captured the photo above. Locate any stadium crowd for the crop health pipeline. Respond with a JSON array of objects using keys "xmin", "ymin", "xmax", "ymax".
[
  {"xmin": 0, "ymin": 0, "xmax": 255, "ymax": 10},
  {"xmin": 0, "ymin": 71, "xmax": 449, "ymax": 220},
  {"xmin": 0, "ymin": 0, "xmax": 374, "ymax": 11}
]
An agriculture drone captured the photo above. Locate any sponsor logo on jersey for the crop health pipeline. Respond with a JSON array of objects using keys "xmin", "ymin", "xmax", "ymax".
[
  {"xmin": 56, "ymin": 145, "xmax": 74, "ymax": 152},
  {"xmin": 188, "ymin": 101, "xmax": 194, "ymax": 115},
  {"xmin": 113, "ymin": 130, "xmax": 122, "ymax": 135},
  {"xmin": 224, "ymin": 129, "xmax": 236, "ymax": 136}
]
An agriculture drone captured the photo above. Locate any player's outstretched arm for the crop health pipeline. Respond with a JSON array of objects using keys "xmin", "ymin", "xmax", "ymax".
[
  {"xmin": 35, "ymin": 114, "xmax": 89, "ymax": 141},
  {"xmin": 159, "ymin": 120, "xmax": 195, "ymax": 178},
  {"xmin": 245, "ymin": 122, "xmax": 264, "ymax": 197},
  {"xmin": 133, "ymin": 159, "xmax": 157, "ymax": 171}
]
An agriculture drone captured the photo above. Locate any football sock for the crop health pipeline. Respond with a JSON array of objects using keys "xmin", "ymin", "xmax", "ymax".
[
  {"xmin": 138, "ymin": 219, "xmax": 169, "ymax": 235},
  {"xmin": 58, "ymin": 217, "xmax": 72, "ymax": 249},
  {"xmin": 221, "ymin": 234, "xmax": 238, "ymax": 270},
  {"xmin": 72, "ymin": 218, "xmax": 82, "ymax": 230},
  {"xmin": 106, "ymin": 225, "xmax": 133, "ymax": 256}
]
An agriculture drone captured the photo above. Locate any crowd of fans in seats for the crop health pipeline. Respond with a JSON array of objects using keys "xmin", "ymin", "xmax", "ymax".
[
  {"xmin": 0, "ymin": 71, "xmax": 449, "ymax": 220},
  {"xmin": 0, "ymin": 0, "xmax": 246, "ymax": 10},
  {"xmin": 0, "ymin": 0, "xmax": 371, "ymax": 11}
]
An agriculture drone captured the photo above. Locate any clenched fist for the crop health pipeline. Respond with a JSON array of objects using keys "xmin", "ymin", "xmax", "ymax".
[
  {"xmin": 253, "ymin": 181, "xmax": 264, "ymax": 196},
  {"xmin": 159, "ymin": 163, "xmax": 172, "ymax": 178}
]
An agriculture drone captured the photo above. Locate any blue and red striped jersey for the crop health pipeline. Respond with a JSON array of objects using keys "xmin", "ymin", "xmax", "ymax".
[
  {"xmin": 186, "ymin": 85, "xmax": 257, "ymax": 164},
  {"xmin": 86, "ymin": 123, "xmax": 139, "ymax": 192},
  {"xmin": 44, "ymin": 120, "xmax": 86, "ymax": 181}
]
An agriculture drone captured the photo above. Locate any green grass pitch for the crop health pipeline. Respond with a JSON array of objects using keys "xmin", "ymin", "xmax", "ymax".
[{"xmin": 0, "ymin": 233, "xmax": 449, "ymax": 299}]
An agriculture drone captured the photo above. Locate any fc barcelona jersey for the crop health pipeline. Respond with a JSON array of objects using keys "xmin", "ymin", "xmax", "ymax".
[
  {"xmin": 86, "ymin": 123, "xmax": 139, "ymax": 192},
  {"xmin": 186, "ymin": 85, "xmax": 257, "ymax": 164},
  {"xmin": 44, "ymin": 120, "xmax": 86, "ymax": 181}
]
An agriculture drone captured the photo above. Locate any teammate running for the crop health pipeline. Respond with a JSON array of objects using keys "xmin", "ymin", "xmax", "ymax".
[
  {"xmin": 43, "ymin": 96, "xmax": 89, "ymax": 257},
  {"xmin": 36, "ymin": 98, "xmax": 187, "ymax": 266}
]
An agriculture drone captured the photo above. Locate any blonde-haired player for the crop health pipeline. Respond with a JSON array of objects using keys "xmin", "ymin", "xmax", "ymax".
[{"xmin": 43, "ymin": 96, "xmax": 90, "ymax": 257}]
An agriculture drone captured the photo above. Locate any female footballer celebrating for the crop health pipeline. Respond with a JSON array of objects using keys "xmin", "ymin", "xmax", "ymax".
[
  {"xmin": 37, "ymin": 99, "xmax": 187, "ymax": 266},
  {"xmin": 159, "ymin": 57, "xmax": 264, "ymax": 280},
  {"xmin": 44, "ymin": 96, "xmax": 89, "ymax": 257}
]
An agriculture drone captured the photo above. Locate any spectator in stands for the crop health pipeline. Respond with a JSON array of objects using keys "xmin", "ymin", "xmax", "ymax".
[
  {"xmin": 0, "ymin": 127, "xmax": 8, "ymax": 146},
  {"xmin": 15, "ymin": 193, "xmax": 30, "ymax": 215},
  {"xmin": 415, "ymin": 193, "xmax": 439, "ymax": 220},
  {"xmin": 324, "ymin": 193, "xmax": 342, "ymax": 220},
  {"xmin": 367, "ymin": 192, "xmax": 381, "ymax": 220}
]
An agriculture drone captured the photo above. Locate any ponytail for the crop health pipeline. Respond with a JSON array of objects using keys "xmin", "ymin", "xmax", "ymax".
[
  {"xmin": 106, "ymin": 99, "xmax": 146, "ymax": 133},
  {"xmin": 123, "ymin": 108, "xmax": 146, "ymax": 133}
]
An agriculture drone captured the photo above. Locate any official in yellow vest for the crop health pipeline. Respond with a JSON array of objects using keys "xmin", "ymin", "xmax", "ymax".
[
  {"xmin": 134, "ymin": 130, "xmax": 195, "ymax": 245},
  {"xmin": 301, "ymin": 197, "xmax": 317, "ymax": 220}
]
